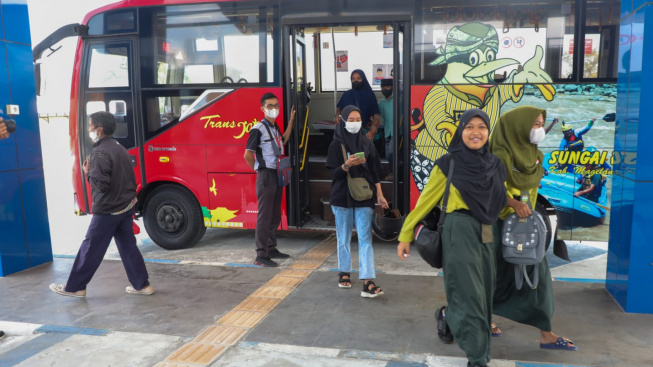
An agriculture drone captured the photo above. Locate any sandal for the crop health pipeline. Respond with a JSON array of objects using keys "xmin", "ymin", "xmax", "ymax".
[
  {"xmin": 338, "ymin": 272, "xmax": 352, "ymax": 288},
  {"xmin": 491, "ymin": 322, "xmax": 502, "ymax": 337},
  {"xmin": 540, "ymin": 337, "xmax": 578, "ymax": 351},
  {"xmin": 436, "ymin": 306, "xmax": 454, "ymax": 344},
  {"xmin": 361, "ymin": 280, "xmax": 384, "ymax": 298}
]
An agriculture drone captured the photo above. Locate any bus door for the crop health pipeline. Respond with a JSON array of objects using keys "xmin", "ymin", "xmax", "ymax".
[
  {"xmin": 80, "ymin": 37, "xmax": 140, "ymax": 211},
  {"xmin": 393, "ymin": 22, "xmax": 411, "ymax": 215},
  {"xmin": 284, "ymin": 26, "xmax": 311, "ymax": 226}
]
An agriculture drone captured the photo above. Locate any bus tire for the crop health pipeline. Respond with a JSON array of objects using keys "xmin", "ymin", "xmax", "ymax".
[{"xmin": 143, "ymin": 185, "xmax": 206, "ymax": 250}]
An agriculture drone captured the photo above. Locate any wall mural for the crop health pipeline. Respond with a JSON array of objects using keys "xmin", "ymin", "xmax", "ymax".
[{"xmin": 410, "ymin": 22, "xmax": 615, "ymax": 241}]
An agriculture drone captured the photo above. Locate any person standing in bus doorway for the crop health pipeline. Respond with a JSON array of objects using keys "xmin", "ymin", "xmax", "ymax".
[
  {"xmin": 326, "ymin": 105, "xmax": 389, "ymax": 297},
  {"xmin": 378, "ymin": 79, "xmax": 394, "ymax": 180},
  {"xmin": 490, "ymin": 106, "xmax": 578, "ymax": 352},
  {"xmin": 244, "ymin": 93, "xmax": 296, "ymax": 267},
  {"xmin": 335, "ymin": 70, "xmax": 383, "ymax": 153},
  {"xmin": 397, "ymin": 109, "xmax": 507, "ymax": 367},
  {"xmin": 50, "ymin": 111, "xmax": 153, "ymax": 298}
]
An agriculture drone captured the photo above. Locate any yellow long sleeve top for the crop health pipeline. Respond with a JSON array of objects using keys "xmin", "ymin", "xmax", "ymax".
[
  {"xmin": 398, "ymin": 166, "xmax": 470, "ymax": 243},
  {"xmin": 499, "ymin": 184, "xmax": 539, "ymax": 220}
]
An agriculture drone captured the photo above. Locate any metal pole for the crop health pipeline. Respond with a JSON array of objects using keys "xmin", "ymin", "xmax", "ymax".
[{"xmin": 332, "ymin": 28, "xmax": 337, "ymax": 113}]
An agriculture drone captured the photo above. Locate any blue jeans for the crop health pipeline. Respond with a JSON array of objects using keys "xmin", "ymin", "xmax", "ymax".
[{"xmin": 331, "ymin": 205, "xmax": 375, "ymax": 280}]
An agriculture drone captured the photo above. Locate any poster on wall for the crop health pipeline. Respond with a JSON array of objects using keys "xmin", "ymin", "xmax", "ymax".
[
  {"xmin": 383, "ymin": 33, "xmax": 393, "ymax": 48},
  {"xmin": 372, "ymin": 64, "xmax": 393, "ymax": 85},
  {"xmin": 336, "ymin": 51, "xmax": 348, "ymax": 72}
]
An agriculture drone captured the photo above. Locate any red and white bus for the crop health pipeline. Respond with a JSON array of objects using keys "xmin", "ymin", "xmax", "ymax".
[{"xmin": 34, "ymin": 0, "xmax": 620, "ymax": 249}]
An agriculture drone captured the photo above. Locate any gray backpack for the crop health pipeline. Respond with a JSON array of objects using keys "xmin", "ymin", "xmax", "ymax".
[{"xmin": 501, "ymin": 210, "xmax": 547, "ymax": 290}]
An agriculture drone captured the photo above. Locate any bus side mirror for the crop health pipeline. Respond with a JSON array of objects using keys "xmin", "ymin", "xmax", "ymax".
[{"xmin": 34, "ymin": 63, "xmax": 43, "ymax": 96}]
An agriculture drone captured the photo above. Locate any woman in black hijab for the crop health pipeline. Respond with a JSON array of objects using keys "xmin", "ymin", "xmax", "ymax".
[
  {"xmin": 397, "ymin": 109, "xmax": 507, "ymax": 367},
  {"xmin": 326, "ymin": 105, "xmax": 389, "ymax": 298}
]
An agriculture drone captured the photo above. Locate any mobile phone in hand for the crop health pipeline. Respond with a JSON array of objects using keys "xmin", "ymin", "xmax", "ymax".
[{"xmin": 354, "ymin": 152, "xmax": 365, "ymax": 159}]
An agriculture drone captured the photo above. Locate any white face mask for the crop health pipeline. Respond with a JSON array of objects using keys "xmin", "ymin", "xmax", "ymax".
[
  {"xmin": 265, "ymin": 108, "xmax": 279, "ymax": 119},
  {"xmin": 529, "ymin": 127, "xmax": 546, "ymax": 145},
  {"xmin": 345, "ymin": 120, "xmax": 362, "ymax": 134},
  {"xmin": 90, "ymin": 129, "xmax": 100, "ymax": 142}
]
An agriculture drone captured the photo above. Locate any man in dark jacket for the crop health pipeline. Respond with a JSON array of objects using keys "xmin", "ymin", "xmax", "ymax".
[{"xmin": 50, "ymin": 111, "xmax": 153, "ymax": 297}]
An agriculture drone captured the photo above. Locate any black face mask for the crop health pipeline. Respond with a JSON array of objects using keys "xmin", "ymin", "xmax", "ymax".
[
  {"xmin": 381, "ymin": 89, "xmax": 393, "ymax": 98},
  {"xmin": 352, "ymin": 81, "xmax": 363, "ymax": 90}
]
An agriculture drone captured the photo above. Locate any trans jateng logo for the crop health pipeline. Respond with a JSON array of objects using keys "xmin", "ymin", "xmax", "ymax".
[{"xmin": 201, "ymin": 114, "xmax": 258, "ymax": 139}]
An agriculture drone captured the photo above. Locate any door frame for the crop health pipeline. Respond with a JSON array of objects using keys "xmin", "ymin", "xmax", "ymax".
[{"xmin": 282, "ymin": 19, "xmax": 412, "ymax": 226}]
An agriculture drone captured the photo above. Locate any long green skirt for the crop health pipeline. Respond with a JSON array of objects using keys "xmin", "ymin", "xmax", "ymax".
[
  {"xmin": 442, "ymin": 212, "xmax": 495, "ymax": 366},
  {"xmin": 492, "ymin": 219, "xmax": 554, "ymax": 331}
]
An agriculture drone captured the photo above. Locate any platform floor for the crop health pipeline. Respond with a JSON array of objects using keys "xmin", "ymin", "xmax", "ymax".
[{"xmin": 1, "ymin": 226, "xmax": 652, "ymax": 367}]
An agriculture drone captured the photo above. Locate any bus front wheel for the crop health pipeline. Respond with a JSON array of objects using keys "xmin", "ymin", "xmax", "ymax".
[{"xmin": 143, "ymin": 185, "xmax": 206, "ymax": 250}]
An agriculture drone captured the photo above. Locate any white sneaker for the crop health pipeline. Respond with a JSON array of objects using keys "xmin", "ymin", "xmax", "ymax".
[
  {"xmin": 49, "ymin": 283, "xmax": 86, "ymax": 298},
  {"xmin": 125, "ymin": 285, "xmax": 155, "ymax": 295}
]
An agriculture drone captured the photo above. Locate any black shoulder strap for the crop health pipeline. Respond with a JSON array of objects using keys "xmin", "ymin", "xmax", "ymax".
[
  {"xmin": 261, "ymin": 121, "xmax": 280, "ymax": 157},
  {"xmin": 437, "ymin": 158, "xmax": 455, "ymax": 230}
]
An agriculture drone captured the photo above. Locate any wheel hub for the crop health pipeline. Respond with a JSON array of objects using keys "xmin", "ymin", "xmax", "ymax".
[{"xmin": 156, "ymin": 204, "xmax": 183, "ymax": 232}]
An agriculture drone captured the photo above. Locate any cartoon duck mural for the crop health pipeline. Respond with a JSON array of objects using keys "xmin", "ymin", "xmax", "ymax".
[{"xmin": 411, "ymin": 22, "xmax": 556, "ymax": 190}]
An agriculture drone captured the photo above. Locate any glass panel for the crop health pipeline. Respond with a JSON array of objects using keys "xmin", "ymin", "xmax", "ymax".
[
  {"xmin": 320, "ymin": 30, "xmax": 393, "ymax": 91},
  {"xmin": 109, "ymin": 100, "xmax": 128, "ymax": 138},
  {"xmin": 414, "ymin": 1, "xmax": 575, "ymax": 83},
  {"xmin": 224, "ymin": 35, "xmax": 259, "ymax": 82},
  {"xmin": 151, "ymin": 4, "xmax": 276, "ymax": 85},
  {"xmin": 88, "ymin": 10, "xmax": 136, "ymax": 36},
  {"xmin": 584, "ymin": 0, "xmax": 620, "ymax": 79},
  {"xmin": 88, "ymin": 45, "xmax": 129, "ymax": 88},
  {"xmin": 184, "ymin": 64, "xmax": 215, "ymax": 84}
]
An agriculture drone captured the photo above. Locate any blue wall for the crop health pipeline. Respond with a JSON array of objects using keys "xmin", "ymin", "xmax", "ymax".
[
  {"xmin": 0, "ymin": 0, "xmax": 52, "ymax": 276},
  {"xmin": 608, "ymin": 1, "xmax": 653, "ymax": 313}
]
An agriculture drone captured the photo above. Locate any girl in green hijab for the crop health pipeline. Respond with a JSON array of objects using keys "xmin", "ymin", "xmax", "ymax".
[{"xmin": 489, "ymin": 106, "xmax": 578, "ymax": 351}]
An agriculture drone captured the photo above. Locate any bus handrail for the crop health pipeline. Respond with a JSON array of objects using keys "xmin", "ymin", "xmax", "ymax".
[
  {"xmin": 300, "ymin": 127, "xmax": 309, "ymax": 171},
  {"xmin": 299, "ymin": 106, "xmax": 309, "ymax": 149}
]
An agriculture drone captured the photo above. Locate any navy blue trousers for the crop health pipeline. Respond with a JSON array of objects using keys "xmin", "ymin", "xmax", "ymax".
[{"xmin": 65, "ymin": 208, "xmax": 150, "ymax": 292}]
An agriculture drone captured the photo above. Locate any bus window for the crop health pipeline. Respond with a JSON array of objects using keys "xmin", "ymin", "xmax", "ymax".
[
  {"xmin": 583, "ymin": 0, "xmax": 620, "ymax": 79},
  {"xmin": 319, "ymin": 29, "xmax": 393, "ymax": 91},
  {"xmin": 224, "ymin": 34, "xmax": 259, "ymax": 83},
  {"xmin": 147, "ymin": 3, "xmax": 277, "ymax": 86},
  {"xmin": 88, "ymin": 45, "xmax": 129, "ymax": 88},
  {"xmin": 109, "ymin": 100, "xmax": 128, "ymax": 139},
  {"xmin": 415, "ymin": 1, "xmax": 576, "ymax": 84},
  {"xmin": 184, "ymin": 64, "xmax": 216, "ymax": 84}
]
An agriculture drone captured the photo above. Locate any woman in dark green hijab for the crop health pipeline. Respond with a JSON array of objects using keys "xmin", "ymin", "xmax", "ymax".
[{"xmin": 489, "ymin": 106, "xmax": 578, "ymax": 351}]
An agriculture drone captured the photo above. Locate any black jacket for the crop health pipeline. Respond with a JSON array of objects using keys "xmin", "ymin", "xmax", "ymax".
[
  {"xmin": 87, "ymin": 137, "xmax": 136, "ymax": 214},
  {"xmin": 326, "ymin": 139, "xmax": 381, "ymax": 208}
]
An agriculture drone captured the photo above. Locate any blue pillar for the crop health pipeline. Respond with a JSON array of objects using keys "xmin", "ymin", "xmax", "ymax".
[
  {"xmin": 0, "ymin": 0, "xmax": 53, "ymax": 276},
  {"xmin": 607, "ymin": 0, "xmax": 653, "ymax": 313}
]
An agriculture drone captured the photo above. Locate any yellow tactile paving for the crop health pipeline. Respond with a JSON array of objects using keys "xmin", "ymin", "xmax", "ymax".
[
  {"xmin": 217, "ymin": 310, "xmax": 266, "ymax": 328},
  {"xmin": 266, "ymin": 275, "xmax": 305, "ymax": 288},
  {"xmin": 234, "ymin": 297, "xmax": 282, "ymax": 313},
  {"xmin": 298, "ymin": 252, "xmax": 331, "ymax": 261},
  {"xmin": 289, "ymin": 260, "xmax": 323, "ymax": 270},
  {"xmin": 165, "ymin": 343, "xmax": 226, "ymax": 365},
  {"xmin": 250, "ymin": 285, "xmax": 295, "ymax": 299},
  {"xmin": 278, "ymin": 269, "xmax": 313, "ymax": 278},
  {"xmin": 194, "ymin": 325, "xmax": 247, "ymax": 345},
  {"xmin": 161, "ymin": 235, "xmax": 337, "ymax": 366}
]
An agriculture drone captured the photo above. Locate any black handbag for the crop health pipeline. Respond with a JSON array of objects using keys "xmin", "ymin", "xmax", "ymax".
[{"xmin": 413, "ymin": 159, "xmax": 454, "ymax": 269}]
